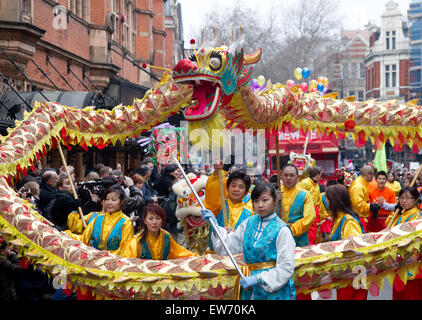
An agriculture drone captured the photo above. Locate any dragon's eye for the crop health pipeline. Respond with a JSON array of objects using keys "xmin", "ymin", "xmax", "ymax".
[
  {"xmin": 209, "ymin": 57, "xmax": 222, "ymax": 71},
  {"xmin": 181, "ymin": 188, "xmax": 190, "ymax": 198}
]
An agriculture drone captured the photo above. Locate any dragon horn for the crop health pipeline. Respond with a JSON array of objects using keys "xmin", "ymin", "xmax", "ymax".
[
  {"xmin": 200, "ymin": 27, "xmax": 212, "ymax": 47},
  {"xmin": 231, "ymin": 25, "xmax": 243, "ymax": 44},
  {"xmin": 243, "ymin": 48, "xmax": 262, "ymax": 65},
  {"xmin": 212, "ymin": 27, "xmax": 223, "ymax": 47}
]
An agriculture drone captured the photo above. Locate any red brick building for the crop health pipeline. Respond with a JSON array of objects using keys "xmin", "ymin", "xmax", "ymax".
[{"xmin": 0, "ymin": 0, "xmax": 184, "ymax": 179}]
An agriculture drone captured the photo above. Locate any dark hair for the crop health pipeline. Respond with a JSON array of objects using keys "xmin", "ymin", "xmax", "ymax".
[
  {"xmin": 309, "ymin": 166, "xmax": 322, "ymax": 179},
  {"xmin": 92, "ymin": 163, "xmax": 105, "ymax": 174},
  {"xmin": 139, "ymin": 203, "xmax": 166, "ymax": 244},
  {"xmin": 226, "ymin": 170, "xmax": 251, "ymax": 193},
  {"xmin": 399, "ymin": 186, "xmax": 420, "ymax": 201},
  {"xmin": 269, "ymin": 175, "xmax": 278, "ymax": 184},
  {"xmin": 325, "ymin": 184, "xmax": 359, "ymax": 219},
  {"xmin": 376, "ymin": 170, "xmax": 388, "ymax": 179},
  {"xmin": 388, "ymin": 171, "xmax": 396, "ymax": 181},
  {"xmin": 405, "ymin": 175, "xmax": 413, "ymax": 183},
  {"xmin": 102, "ymin": 184, "xmax": 126, "ymax": 202},
  {"xmin": 138, "ymin": 165, "xmax": 151, "ymax": 177},
  {"xmin": 164, "ymin": 164, "xmax": 177, "ymax": 174},
  {"xmin": 251, "ymin": 182, "xmax": 277, "ymax": 202},
  {"xmin": 326, "ymin": 180, "xmax": 338, "ymax": 187},
  {"xmin": 140, "ymin": 157, "xmax": 153, "ymax": 165},
  {"xmin": 41, "ymin": 169, "xmax": 57, "ymax": 184},
  {"xmin": 282, "ymin": 164, "xmax": 299, "ymax": 176}
]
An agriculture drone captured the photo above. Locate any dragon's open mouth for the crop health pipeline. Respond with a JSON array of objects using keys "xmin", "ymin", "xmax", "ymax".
[{"xmin": 185, "ymin": 81, "xmax": 221, "ymax": 120}]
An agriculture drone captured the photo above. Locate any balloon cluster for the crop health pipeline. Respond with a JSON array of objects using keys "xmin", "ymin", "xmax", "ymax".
[
  {"xmin": 285, "ymin": 67, "xmax": 330, "ymax": 95},
  {"xmin": 251, "ymin": 75, "xmax": 266, "ymax": 91}
]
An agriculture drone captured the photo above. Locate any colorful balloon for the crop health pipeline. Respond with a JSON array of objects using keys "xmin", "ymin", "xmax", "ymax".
[
  {"xmin": 286, "ymin": 80, "xmax": 295, "ymax": 88},
  {"xmin": 294, "ymin": 68, "xmax": 303, "ymax": 80},
  {"xmin": 257, "ymin": 75, "xmax": 266, "ymax": 87},
  {"xmin": 309, "ymin": 80, "xmax": 318, "ymax": 90},
  {"xmin": 310, "ymin": 87, "xmax": 318, "ymax": 93},
  {"xmin": 300, "ymin": 82, "xmax": 308, "ymax": 93},
  {"xmin": 302, "ymin": 68, "xmax": 310, "ymax": 79},
  {"xmin": 317, "ymin": 83, "xmax": 324, "ymax": 92},
  {"xmin": 251, "ymin": 79, "xmax": 259, "ymax": 90},
  {"xmin": 317, "ymin": 77, "xmax": 324, "ymax": 84},
  {"xmin": 322, "ymin": 77, "xmax": 329, "ymax": 87}
]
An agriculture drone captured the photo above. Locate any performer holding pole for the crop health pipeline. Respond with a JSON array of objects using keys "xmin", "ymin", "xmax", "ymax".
[
  {"xmin": 386, "ymin": 163, "xmax": 422, "ymax": 229},
  {"xmin": 57, "ymin": 143, "xmax": 86, "ymax": 228},
  {"xmin": 202, "ymin": 181, "xmax": 296, "ymax": 300},
  {"xmin": 171, "ymin": 155, "xmax": 245, "ymax": 279}
]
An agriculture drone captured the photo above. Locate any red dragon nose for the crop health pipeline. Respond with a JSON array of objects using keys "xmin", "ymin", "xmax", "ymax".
[{"xmin": 173, "ymin": 59, "xmax": 198, "ymax": 74}]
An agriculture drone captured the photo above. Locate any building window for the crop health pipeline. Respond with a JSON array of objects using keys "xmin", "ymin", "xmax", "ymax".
[
  {"xmin": 360, "ymin": 63, "xmax": 365, "ymax": 79},
  {"xmin": 111, "ymin": 0, "xmax": 121, "ymax": 44},
  {"xmin": 385, "ymin": 65, "xmax": 390, "ymax": 87},
  {"xmin": 385, "ymin": 64, "xmax": 397, "ymax": 88},
  {"xmin": 351, "ymin": 62, "xmax": 358, "ymax": 78},
  {"xmin": 358, "ymin": 91, "xmax": 364, "ymax": 101},
  {"xmin": 349, "ymin": 90, "xmax": 356, "ymax": 97},
  {"xmin": 342, "ymin": 63, "xmax": 349, "ymax": 79},
  {"xmin": 392, "ymin": 64, "xmax": 397, "ymax": 87},
  {"xmin": 121, "ymin": 1, "xmax": 135, "ymax": 52},
  {"xmin": 392, "ymin": 31, "xmax": 396, "ymax": 50},
  {"xmin": 386, "ymin": 31, "xmax": 390, "ymax": 50}
]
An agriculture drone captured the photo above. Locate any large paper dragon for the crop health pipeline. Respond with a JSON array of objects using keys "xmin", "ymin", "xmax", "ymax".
[{"xmin": 1, "ymin": 27, "xmax": 422, "ymax": 300}]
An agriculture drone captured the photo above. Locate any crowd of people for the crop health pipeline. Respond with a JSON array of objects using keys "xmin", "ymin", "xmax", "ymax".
[{"xmin": 1, "ymin": 155, "xmax": 422, "ymax": 301}]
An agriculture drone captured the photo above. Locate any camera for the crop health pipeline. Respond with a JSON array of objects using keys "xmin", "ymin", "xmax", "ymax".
[
  {"xmin": 76, "ymin": 179, "xmax": 116, "ymax": 202},
  {"xmin": 20, "ymin": 188, "xmax": 32, "ymax": 199}
]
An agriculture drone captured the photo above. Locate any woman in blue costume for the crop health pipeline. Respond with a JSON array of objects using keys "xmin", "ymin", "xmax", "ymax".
[{"xmin": 202, "ymin": 182, "xmax": 296, "ymax": 300}]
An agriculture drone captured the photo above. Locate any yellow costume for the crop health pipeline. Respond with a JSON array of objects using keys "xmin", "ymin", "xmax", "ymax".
[
  {"xmin": 66, "ymin": 211, "xmax": 98, "ymax": 234},
  {"xmin": 385, "ymin": 206, "xmax": 422, "ymax": 228},
  {"xmin": 386, "ymin": 181, "xmax": 401, "ymax": 197},
  {"xmin": 280, "ymin": 184, "xmax": 316, "ymax": 246},
  {"xmin": 349, "ymin": 176, "xmax": 370, "ymax": 218},
  {"xmin": 65, "ymin": 210, "xmax": 133, "ymax": 256},
  {"xmin": 329, "ymin": 212, "xmax": 364, "ymax": 240},
  {"xmin": 204, "ymin": 170, "xmax": 253, "ymax": 229},
  {"xmin": 297, "ymin": 177, "xmax": 329, "ymax": 221},
  {"xmin": 120, "ymin": 228, "xmax": 198, "ymax": 259}
]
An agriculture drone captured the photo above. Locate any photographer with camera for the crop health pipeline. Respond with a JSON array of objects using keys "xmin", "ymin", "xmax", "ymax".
[{"xmin": 17, "ymin": 181, "xmax": 40, "ymax": 206}]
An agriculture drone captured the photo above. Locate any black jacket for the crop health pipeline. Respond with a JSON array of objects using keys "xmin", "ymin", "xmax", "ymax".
[
  {"xmin": 156, "ymin": 173, "xmax": 176, "ymax": 197},
  {"xmin": 50, "ymin": 190, "xmax": 82, "ymax": 230},
  {"xmin": 37, "ymin": 182, "xmax": 57, "ymax": 216},
  {"xmin": 122, "ymin": 185, "xmax": 145, "ymax": 217},
  {"xmin": 0, "ymin": 252, "xmax": 22, "ymax": 300}
]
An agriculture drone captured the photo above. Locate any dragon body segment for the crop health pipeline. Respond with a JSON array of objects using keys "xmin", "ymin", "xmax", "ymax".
[{"xmin": 0, "ymin": 28, "xmax": 422, "ymax": 299}]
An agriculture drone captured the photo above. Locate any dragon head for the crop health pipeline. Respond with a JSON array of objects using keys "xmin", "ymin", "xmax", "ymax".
[{"xmin": 172, "ymin": 27, "xmax": 262, "ymax": 122}]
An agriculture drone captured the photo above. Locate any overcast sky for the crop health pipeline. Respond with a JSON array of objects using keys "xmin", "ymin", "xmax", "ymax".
[{"xmin": 178, "ymin": 0, "xmax": 411, "ymax": 43}]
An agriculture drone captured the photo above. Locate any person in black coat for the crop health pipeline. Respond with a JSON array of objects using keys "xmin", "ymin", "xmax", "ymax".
[
  {"xmin": 37, "ymin": 169, "xmax": 59, "ymax": 217},
  {"xmin": 156, "ymin": 164, "xmax": 180, "ymax": 197},
  {"xmin": 50, "ymin": 174, "xmax": 82, "ymax": 230},
  {"xmin": 0, "ymin": 237, "xmax": 23, "ymax": 300}
]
